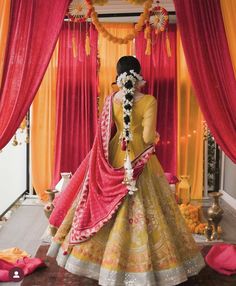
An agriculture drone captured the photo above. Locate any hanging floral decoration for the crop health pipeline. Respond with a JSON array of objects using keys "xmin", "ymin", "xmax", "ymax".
[
  {"xmin": 12, "ymin": 134, "xmax": 18, "ymax": 146},
  {"xmin": 85, "ymin": 0, "xmax": 153, "ymax": 44},
  {"xmin": 68, "ymin": 0, "xmax": 92, "ymax": 57},
  {"xmin": 19, "ymin": 117, "xmax": 27, "ymax": 131},
  {"xmin": 144, "ymin": 20, "xmax": 151, "ymax": 55},
  {"xmin": 10, "ymin": 116, "xmax": 29, "ymax": 147},
  {"xmin": 67, "ymin": 0, "xmax": 162, "ymax": 54},
  {"xmin": 85, "ymin": 31, "xmax": 91, "ymax": 55},
  {"xmin": 68, "ymin": 0, "xmax": 92, "ymax": 22},
  {"xmin": 149, "ymin": 3, "xmax": 171, "ymax": 57},
  {"xmin": 149, "ymin": 5, "xmax": 169, "ymax": 33}
]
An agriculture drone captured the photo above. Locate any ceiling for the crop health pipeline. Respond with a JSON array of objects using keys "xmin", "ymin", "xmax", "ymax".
[{"xmin": 93, "ymin": 0, "xmax": 175, "ymax": 22}]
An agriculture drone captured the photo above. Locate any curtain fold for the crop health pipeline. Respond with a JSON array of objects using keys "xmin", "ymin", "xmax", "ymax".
[
  {"xmin": 53, "ymin": 22, "xmax": 98, "ymax": 185},
  {"xmin": 135, "ymin": 25, "xmax": 177, "ymax": 175},
  {"xmin": 174, "ymin": 0, "xmax": 236, "ymax": 163},
  {"xmin": 98, "ymin": 23, "xmax": 134, "ymax": 113},
  {"xmin": 31, "ymin": 44, "xmax": 58, "ymax": 201},
  {"xmin": 177, "ymin": 31, "xmax": 204, "ymax": 199},
  {"xmin": 0, "ymin": 0, "xmax": 69, "ymax": 150},
  {"xmin": 220, "ymin": 0, "xmax": 236, "ymax": 77},
  {"xmin": 0, "ymin": 0, "xmax": 11, "ymax": 86}
]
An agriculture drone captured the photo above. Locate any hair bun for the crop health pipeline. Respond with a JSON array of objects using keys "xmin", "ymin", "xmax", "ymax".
[{"xmin": 116, "ymin": 56, "xmax": 141, "ymax": 75}]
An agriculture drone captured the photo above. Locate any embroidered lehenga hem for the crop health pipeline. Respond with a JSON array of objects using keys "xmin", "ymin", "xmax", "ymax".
[{"xmin": 48, "ymin": 242, "xmax": 205, "ymax": 286}]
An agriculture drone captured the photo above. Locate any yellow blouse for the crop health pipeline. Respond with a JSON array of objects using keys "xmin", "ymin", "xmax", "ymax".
[{"xmin": 109, "ymin": 94, "xmax": 157, "ymax": 168}]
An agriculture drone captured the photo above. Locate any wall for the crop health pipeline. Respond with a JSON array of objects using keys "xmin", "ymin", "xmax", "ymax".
[
  {"xmin": 224, "ymin": 156, "xmax": 236, "ymax": 199},
  {"xmin": 0, "ymin": 131, "xmax": 26, "ymax": 216}
]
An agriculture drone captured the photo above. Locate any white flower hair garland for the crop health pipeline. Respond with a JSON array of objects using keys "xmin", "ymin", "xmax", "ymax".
[
  {"xmin": 116, "ymin": 70, "xmax": 144, "ymax": 149},
  {"xmin": 116, "ymin": 70, "xmax": 144, "ymax": 195}
]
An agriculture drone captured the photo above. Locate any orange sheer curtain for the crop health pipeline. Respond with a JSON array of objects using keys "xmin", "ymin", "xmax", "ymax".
[
  {"xmin": 177, "ymin": 31, "xmax": 204, "ymax": 200},
  {"xmin": 220, "ymin": 0, "xmax": 236, "ymax": 77},
  {"xmin": 31, "ymin": 44, "xmax": 58, "ymax": 201},
  {"xmin": 0, "ymin": 0, "xmax": 11, "ymax": 85},
  {"xmin": 98, "ymin": 23, "xmax": 134, "ymax": 112}
]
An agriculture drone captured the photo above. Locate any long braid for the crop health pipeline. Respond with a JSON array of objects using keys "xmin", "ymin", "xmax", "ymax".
[
  {"xmin": 116, "ymin": 71, "xmax": 137, "ymax": 151},
  {"xmin": 116, "ymin": 69, "xmax": 144, "ymax": 195},
  {"xmin": 123, "ymin": 90, "xmax": 133, "ymax": 148}
]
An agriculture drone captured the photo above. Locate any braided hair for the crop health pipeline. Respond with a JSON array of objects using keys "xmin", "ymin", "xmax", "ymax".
[{"xmin": 116, "ymin": 56, "xmax": 142, "ymax": 151}]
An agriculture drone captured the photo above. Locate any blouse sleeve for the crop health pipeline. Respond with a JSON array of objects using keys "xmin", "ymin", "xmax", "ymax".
[{"xmin": 142, "ymin": 96, "xmax": 157, "ymax": 144}]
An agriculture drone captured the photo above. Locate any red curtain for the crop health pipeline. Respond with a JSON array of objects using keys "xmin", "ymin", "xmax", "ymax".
[
  {"xmin": 53, "ymin": 22, "xmax": 98, "ymax": 185},
  {"xmin": 135, "ymin": 25, "xmax": 177, "ymax": 175},
  {"xmin": 174, "ymin": 0, "xmax": 236, "ymax": 163},
  {"xmin": 0, "ymin": 0, "xmax": 69, "ymax": 150}
]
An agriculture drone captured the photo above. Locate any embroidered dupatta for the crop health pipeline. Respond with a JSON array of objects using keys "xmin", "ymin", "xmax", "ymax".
[{"xmin": 49, "ymin": 95, "xmax": 155, "ymax": 244}]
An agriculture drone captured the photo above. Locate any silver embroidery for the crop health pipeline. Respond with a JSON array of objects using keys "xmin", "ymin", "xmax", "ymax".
[{"xmin": 49, "ymin": 245, "xmax": 205, "ymax": 286}]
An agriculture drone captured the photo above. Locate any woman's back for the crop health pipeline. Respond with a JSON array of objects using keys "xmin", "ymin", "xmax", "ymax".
[{"xmin": 109, "ymin": 93, "xmax": 157, "ymax": 168}]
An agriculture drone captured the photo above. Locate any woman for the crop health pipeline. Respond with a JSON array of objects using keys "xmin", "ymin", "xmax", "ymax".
[{"xmin": 47, "ymin": 56, "xmax": 205, "ymax": 285}]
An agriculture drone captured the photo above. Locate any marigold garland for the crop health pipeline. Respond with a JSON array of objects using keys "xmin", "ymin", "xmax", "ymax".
[
  {"xmin": 144, "ymin": 21, "xmax": 151, "ymax": 55},
  {"xmin": 179, "ymin": 204, "xmax": 206, "ymax": 235},
  {"xmin": 178, "ymin": 204, "xmax": 222, "ymax": 236},
  {"xmin": 92, "ymin": 0, "xmax": 147, "ymax": 5},
  {"xmin": 85, "ymin": 32, "xmax": 91, "ymax": 55},
  {"xmin": 127, "ymin": 0, "xmax": 147, "ymax": 4},
  {"xmin": 92, "ymin": 0, "xmax": 108, "ymax": 5},
  {"xmin": 85, "ymin": 0, "xmax": 153, "ymax": 44}
]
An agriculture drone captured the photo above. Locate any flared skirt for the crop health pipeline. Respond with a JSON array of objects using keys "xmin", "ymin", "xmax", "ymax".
[{"xmin": 47, "ymin": 156, "xmax": 205, "ymax": 286}]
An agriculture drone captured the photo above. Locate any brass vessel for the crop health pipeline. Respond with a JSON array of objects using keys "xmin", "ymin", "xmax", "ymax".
[
  {"xmin": 178, "ymin": 175, "xmax": 191, "ymax": 204},
  {"xmin": 44, "ymin": 189, "xmax": 59, "ymax": 236},
  {"xmin": 207, "ymin": 192, "xmax": 223, "ymax": 240},
  {"xmin": 44, "ymin": 189, "xmax": 58, "ymax": 218},
  {"xmin": 204, "ymin": 219, "xmax": 213, "ymax": 241}
]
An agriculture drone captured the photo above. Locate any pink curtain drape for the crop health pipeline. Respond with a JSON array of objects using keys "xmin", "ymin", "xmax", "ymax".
[
  {"xmin": 135, "ymin": 25, "xmax": 177, "ymax": 175},
  {"xmin": 53, "ymin": 22, "xmax": 98, "ymax": 185},
  {"xmin": 0, "ymin": 0, "xmax": 69, "ymax": 150},
  {"xmin": 174, "ymin": 0, "xmax": 236, "ymax": 163}
]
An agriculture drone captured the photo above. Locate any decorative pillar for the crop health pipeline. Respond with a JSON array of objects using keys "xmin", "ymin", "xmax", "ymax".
[
  {"xmin": 203, "ymin": 122, "xmax": 208, "ymax": 198},
  {"xmin": 214, "ymin": 144, "xmax": 220, "ymax": 192},
  {"xmin": 219, "ymin": 150, "xmax": 225, "ymax": 192}
]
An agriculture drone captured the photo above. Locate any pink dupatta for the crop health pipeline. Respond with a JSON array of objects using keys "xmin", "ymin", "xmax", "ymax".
[{"xmin": 49, "ymin": 95, "xmax": 155, "ymax": 243}]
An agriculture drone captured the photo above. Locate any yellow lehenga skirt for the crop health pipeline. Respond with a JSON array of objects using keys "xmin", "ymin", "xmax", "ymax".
[{"xmin": 47, "ymin": 96, "xmax": 205, "ymax": 286}]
